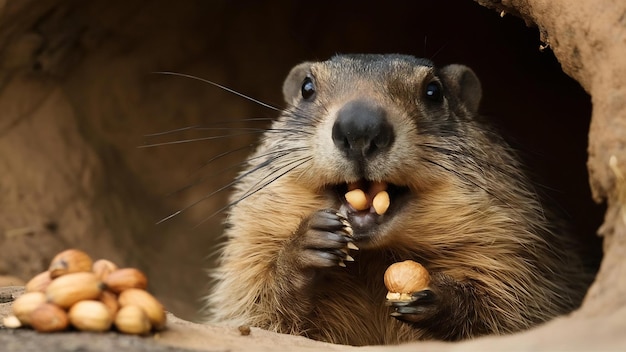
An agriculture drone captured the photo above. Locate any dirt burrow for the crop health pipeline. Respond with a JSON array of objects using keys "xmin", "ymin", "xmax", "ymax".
[{"xmin": 1, "ymin": 0, "xmax": 625, "ymax": 350}]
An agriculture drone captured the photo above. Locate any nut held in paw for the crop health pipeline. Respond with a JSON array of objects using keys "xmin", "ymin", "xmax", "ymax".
[{"xmin": 384, "ymin": 260, "xmax": 430, "ymax": 301}]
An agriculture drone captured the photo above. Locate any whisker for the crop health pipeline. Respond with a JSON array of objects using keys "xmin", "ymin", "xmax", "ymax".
[
  {"xmin": 190, "ymin": 126, "xmax": 313, "ymax": 136},
  {"xmin": 418, "ymin": 143, "xmax": 512, "ymax": 176},
  {"xmin": 157, "ymin": 173, "xmax": 239, "ymax": 225},
  {"xmin": 137, "ymin": 131, "xmax": 265, "ymax": 148},
  {"xmin": 195, "ymin": 117, "xmax": 276, "ymax": 126},
  {"xmin": 192, "ymin": 144, "xmax": 255, "ymax": 175},
  {"xmin": 143, "ymin": 118, "xmax": 275, "ymax": 138},
  {"xmin": 422, "ymin": 155, "xmax": 472, "ymax": 182},
  {"xmin": 153, "ymin": 71, "xmax": 281, "ymax": 112},
  {"xmin": 236, "ymin": 154, "xmax": 311, "ymax": 203},
  {"xmin": 165, "ymin": 144, "xmax": 255, "ymax": 197},
  {"xmin": 144, "ymin": 125, "xmax": 202, "ymax": 137},
  {"xmin": 193, "ymin": 155, "xmax": 313, "ymax": 228},
  {"xmin": 141, "ymin": 126, "xmax": 312, "ymax": 148},
  {"xmin": 284, "ymin": 105, "xmax": 326, "ymax": 125},
  {"xmin": 168, "ymin": 146, "xmax": 308, "ymax": 197},
  {"xmin": 420, "ymin": 156, "xmax": 527, "ymax": 220},
  {"xmin": 156, "ymin": 147, "xmax": 307, "ymax": 223},
  {"xmin": 156, "ymin": 210, "xmax": 182, "ymax": 225},
  {"xmin": 428, "ymin": 42, "xmax": 449, "ymax": 61},
  {"xmin": 243, "ymin": 147, "xmax": 309, "ymax": 166}
]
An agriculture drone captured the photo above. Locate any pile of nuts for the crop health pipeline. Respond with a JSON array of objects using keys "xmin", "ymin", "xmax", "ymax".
[{"xmin": 3, "ymin": 249, "xmax": 166, "ymax": 335}]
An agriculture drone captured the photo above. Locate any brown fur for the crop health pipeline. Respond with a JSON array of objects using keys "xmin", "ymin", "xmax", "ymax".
[{"xmin": 206, "ymin": 54, "xmax": 589, "ymax": 345}]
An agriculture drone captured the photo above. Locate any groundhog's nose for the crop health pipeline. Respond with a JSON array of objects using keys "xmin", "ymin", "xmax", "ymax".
[{"xmin": 332, "ymin": 100, "xmax": 395, "ymax": 159}]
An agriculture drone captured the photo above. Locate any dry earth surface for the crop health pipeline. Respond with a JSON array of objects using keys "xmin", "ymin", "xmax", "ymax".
[{"xmin": 2, "ymin": 286, "xmax": 626, "ymax": 351}]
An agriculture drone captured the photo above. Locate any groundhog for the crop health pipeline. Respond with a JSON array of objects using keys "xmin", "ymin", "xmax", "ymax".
[{"xmin": 206, "ymin": 54, "xmax": 590, "ymax": 345}]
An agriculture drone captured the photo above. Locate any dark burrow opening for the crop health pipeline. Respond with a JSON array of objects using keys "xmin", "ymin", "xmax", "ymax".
[{"xmin": 1, "ymin": 0, "xmax": 603, "ymax": 323}]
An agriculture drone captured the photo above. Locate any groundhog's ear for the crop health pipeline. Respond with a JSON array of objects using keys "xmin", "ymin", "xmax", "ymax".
[
  {"xmin": 282, "ymin": 62, "xmax": 313, "ymax": 105},
  {"xmin": 439, "ymin": 64, "xmax": 482, "ymax": 114}
]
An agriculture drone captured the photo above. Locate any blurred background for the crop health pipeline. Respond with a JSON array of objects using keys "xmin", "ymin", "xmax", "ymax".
[{"xmin": 0, "ymin": 0, "xmax": 604, "ymax": 321}]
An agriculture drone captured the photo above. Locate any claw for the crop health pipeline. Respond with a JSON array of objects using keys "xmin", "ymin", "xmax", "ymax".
[
  {"xmin": 345, "ymin": 255, "xmax": 355, "ymax": 262},
  {"xmin": 338, "ymin": 261, "xmax": 347, "ymax": 268},
  {"xmin": 410, "ymin": 290, "xmax": 435, "ymax": 303}
]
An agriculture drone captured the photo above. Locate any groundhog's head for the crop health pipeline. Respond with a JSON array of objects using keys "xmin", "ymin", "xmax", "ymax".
[{"xmin": 272, "ymin": 54, "xmax": 483, "ymax": 246}]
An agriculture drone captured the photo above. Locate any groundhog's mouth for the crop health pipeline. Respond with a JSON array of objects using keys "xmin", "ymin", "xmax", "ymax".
[{"xmin": 335, "ymin": 180, "xmax": 410, "ymax": 242}]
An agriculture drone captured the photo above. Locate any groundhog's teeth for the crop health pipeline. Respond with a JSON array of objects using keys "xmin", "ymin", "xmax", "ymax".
[
  {"xmin": 345, "ymin": 189, "xmax": 368, "ymax": 211},
  {"xmin": 345, "ymin": 188, "xmax": 391, "ymax": 215},
  {"xmin": 372, "ymin": 191, "xmax": 390, "ymax": 215}
]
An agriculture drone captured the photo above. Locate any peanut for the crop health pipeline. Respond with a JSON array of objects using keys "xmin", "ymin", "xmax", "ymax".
[
  {"xmin": 30, "ymin": 303, "xmax": 69, "ymax": 332},
  {"xmin": 92, "ymin": 259, "xmax": 118, "ymax": 281},
  {"xmin": 118, "ymin": 288, "xmax": 166, "ymax": 330},
  {"xmin": 2, "ymin": 315, "xmax": 22, "ymax": 329},
  {"xmin": 46, "ymin": 272, "xmax": 103, "ymax": 308},
  {"xmin": 345, "ymin": 189, "xmax": 368, "ymax": 211},
  {"xmin": 384, "ymin": 260, "xmax": 430, "ymax": 301},
  {"xmin": 69, "ymin": 300, "xmax": 113, "ymax": 332},
  {"xmin": 12, "ymin": 291, "xmax": 47, "ymax": 325},
  {"xmin": 99, "ymin": 290, "xmax": 119, "ymax": 316},
  {"xmin": 49, "ymin": 249, "xmax": 93, "ymax": 279},
  {"xmin": 104, "ymin": 268, "xmax": 147, "ymax": 293},
  {"xmin": 372, "ymin": 191, "xmax": 390, "ymax": 215},
  {"xmin": 114, "ymin": 305, "xmax": 151, "ymax": 335},
  {"xmin": 25, "ymin": 271, "xmax": 52, "ymax": 293}
]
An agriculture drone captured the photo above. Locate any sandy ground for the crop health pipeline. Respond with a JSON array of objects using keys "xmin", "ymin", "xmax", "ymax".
[{"xmin": 2, "ymin": 286, "xmax": 626, "ymax": 352}]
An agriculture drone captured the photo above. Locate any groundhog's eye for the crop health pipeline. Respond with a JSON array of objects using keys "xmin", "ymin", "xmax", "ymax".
[
  {"xmin": 424, "ymin": 81, "xmax": 443, "ymax": 102},
  {"xmin": 301, "ymin": 76, "xmax": 316, "ymax": 100}
]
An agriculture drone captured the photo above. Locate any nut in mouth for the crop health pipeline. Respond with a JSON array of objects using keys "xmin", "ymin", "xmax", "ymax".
[{"xmin": 335, "ymin": 180, "xmax": 410, "ymax": 242}]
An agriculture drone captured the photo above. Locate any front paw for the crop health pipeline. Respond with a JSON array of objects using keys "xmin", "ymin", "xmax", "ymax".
[
  {"xmin": 387, "ymin": 289, "xmax": 438, "ymax": 323},
  {"xmin": 288, "ymin": 209, "xmax": 358, "ymax": 269}
]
